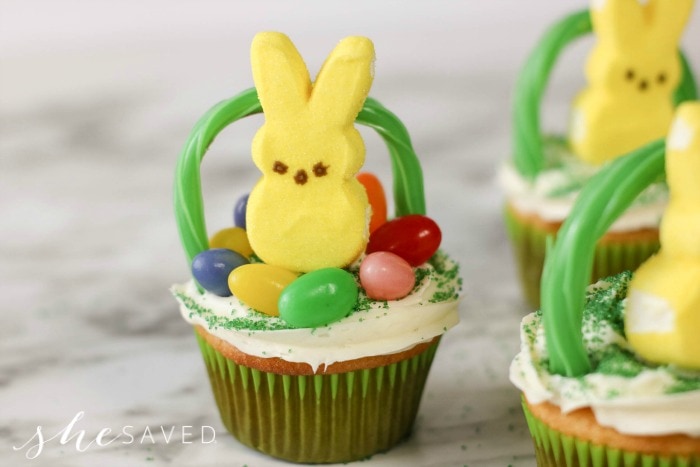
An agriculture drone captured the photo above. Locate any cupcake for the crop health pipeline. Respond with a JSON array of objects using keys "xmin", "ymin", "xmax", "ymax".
[
  {"xmin": 510, "ymin": 102, "xmax": 700, "ymax": 466},
  {"xmin": 172, "ymin": 32, "xmax": 461, "ymax": 463},
  {"xmin": 500, "ymin": 0, "xmax": 697, "ymax": 307}
]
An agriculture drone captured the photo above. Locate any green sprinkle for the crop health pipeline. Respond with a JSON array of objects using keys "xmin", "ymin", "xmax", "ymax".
[
  {"xmin": 595, "ymin": 346, "xmax": 645, "ymax": 378},
  {"xmin": 667, "ymin": 376, "xmax": 700, "ymax": 394}
]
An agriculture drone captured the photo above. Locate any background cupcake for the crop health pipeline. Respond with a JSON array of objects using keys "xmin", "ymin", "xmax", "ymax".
[
  {"xmin": 511, "ymin": 102, "xmax": 700, "ymax": 466},
  {"xmin": 172, "ymin": 32, "xmax": 461, "ymax": 463},
  {"xmin": 501, "ymin": 0, "xmax": 697, "ymax": 308}
]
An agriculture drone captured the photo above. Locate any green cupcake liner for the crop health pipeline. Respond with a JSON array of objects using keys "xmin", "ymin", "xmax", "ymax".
[
  {"xmin": 195, "ymin": 332, "xmax": 440, "ymax": 463},
  {"xmin": 504, "ymin": 207, "xmax": 660, "ymax": 309},
  {"xmin": 521, "ymin": 399, "xmax": 699, "ymax": 467}
]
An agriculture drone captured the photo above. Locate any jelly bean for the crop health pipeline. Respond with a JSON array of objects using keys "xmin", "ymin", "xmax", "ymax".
[
  {"xmin": 228, "ymin": 263, "xmax": 298, "ymax": 316},
  {"xmin": 359, "ymin": 252, "xmax": 415, "ymax": 300},
  {"xmin": 279, "ymin": 268, "xmax": 358, "ymax": 328},
  {"xmin": 233, "ymin": 193, "xmax": 249, "ymax": 229},
  {"xmin": 192, "ymin": 248, "xmax": 249, "ymax": 296},
  {"xmin": 357, "ymin": 172, "xmax": 387, "ymax": 233},
  {"xmin": 210, "ymin": 227, "xmax": 254, "ymax": 258},
  {"xmin": 366, "ymin": 214, "xmax": 441, "ymax": 267}
]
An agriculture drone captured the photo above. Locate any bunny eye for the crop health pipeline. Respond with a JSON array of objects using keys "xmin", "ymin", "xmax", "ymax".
[
  {"xmin": 625, "ymin": 69, "xmax": 635, "ymax": 81},
  {"xmin": 657, "ymin": 72, "xmax": 667, "ymax": 85},
  {"xmin": 313, "ymin": 162, "xmax": 329, "ymax": 177},
  {"xmin": 294, "ymin": 170, "xmax": 308, "ymax": 185},
  {"xmin": 273, "ymin": 161, "xmax": 288, "ymax": 175}
]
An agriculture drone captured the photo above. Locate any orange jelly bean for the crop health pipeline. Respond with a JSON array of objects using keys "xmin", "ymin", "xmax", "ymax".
[
  {"xmin": 357, "ymin": 172, "xmax": 387, "ymax": 234},
  {"xmin": 210, "ymin": 227, "xmax": 254, "ymax": 258}
]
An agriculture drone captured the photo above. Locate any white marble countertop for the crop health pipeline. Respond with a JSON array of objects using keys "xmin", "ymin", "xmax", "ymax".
[{"xmin": 1, "ymin": 1, "xmax": 698, "ymax": 465}]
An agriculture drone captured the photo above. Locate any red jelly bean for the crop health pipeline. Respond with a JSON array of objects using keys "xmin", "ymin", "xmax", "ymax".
[
  {"xmin": 366, "ymin": 214, "xmax": 441, "ymax": 266},
  {"xmin": 357, "ymin": 172, "xmax": 387, "ymax": 234}
]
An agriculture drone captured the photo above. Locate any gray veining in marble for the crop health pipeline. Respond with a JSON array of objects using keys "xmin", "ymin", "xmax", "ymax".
[{"xmin": 1, "ymin": 1, "xmax": 698, "ymax": 466}]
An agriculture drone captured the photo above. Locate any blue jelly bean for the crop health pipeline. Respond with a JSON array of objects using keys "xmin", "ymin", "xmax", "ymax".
[
  {"xmin": 233, "ymin": 194, "xmax": 249, "ymax": 229},
  {"xmin": 192, "ymin": 248, "xmax": 249, "ymax": 296}
]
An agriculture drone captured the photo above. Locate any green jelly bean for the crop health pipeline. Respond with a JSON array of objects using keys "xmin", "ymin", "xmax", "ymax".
[{"xmin": 279, "ymin": 268, "xmax": 358, "ymax": 328}]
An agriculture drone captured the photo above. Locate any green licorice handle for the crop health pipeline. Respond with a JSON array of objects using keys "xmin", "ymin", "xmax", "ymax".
[
  {"xmin": 541, "ymin": 139, "xmax": 666, "ymax": 377},
  {"xmin": 174, "ymin": 88, "xmax": 426, "ymax": 266},
  {"xmin": 512, "ymin": 8, "xmax": 697, "ymax": 180},
  {"xmin": 512, "ymin": 9, "xmax": 591, "ymax": 179},
  {"xmin": 358, "ymin": 97, "xmax": 426, "ymax": 219}
]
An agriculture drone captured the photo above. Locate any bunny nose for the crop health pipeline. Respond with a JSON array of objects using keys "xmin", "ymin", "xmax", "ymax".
[
  {"xmin": 294, "ymin": 169, "xmax": 308, "ymax": 185},
  {"xmin": 639, "ymin": 79, "xmax": 649, "ymax": 91}
]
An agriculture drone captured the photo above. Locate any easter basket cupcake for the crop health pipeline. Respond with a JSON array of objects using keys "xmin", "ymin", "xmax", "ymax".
[
  {"xmin": 500, "ymin": 0, "xmax": 698, "ymax": 308},
  {"xmin": 171, "ymin": 33, "xmax": 461, "ymax": 463},
  {"xmin": 510, "ymin": 102, "xmax": 700, "ymax": 466}
]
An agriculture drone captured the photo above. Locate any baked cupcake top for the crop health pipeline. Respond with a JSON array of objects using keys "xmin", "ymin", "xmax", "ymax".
[
  {"xmin": 500, "ymin": 0, "xmax": 696, "ymax": 226},
  {"xmin": 172, "ymin": 32, "xmax": 461, "ymax": 367},
  {"xmin": 511, "ymin": 102, "xmax": 700, "ymax": 436}
]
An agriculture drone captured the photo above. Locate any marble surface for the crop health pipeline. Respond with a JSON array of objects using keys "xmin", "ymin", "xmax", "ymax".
[{"xmin": 1, "ymin": 1, "xmax": 698, "ymax": 466}]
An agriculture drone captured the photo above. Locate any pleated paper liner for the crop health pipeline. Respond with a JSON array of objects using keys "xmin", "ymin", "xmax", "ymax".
[
  {"xmin": 196, "ymin": 331, "xmax": 440, "ymax": 463},
  {"xmin": 521, "ymin": 398, "xmax": 700, "ymax": 467},
  {"xmin": 504, "ymin": 205, "xmax": 660, "ymax": 309}
]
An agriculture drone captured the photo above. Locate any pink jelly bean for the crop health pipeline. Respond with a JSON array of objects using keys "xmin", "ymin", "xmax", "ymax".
[
  {"xmin": 360, "ymin": 252, "xmax": 415, "ymax": 301},
  {"xmin": 366, "ymin": 215, "xmax": 441, "ymax": 266}
]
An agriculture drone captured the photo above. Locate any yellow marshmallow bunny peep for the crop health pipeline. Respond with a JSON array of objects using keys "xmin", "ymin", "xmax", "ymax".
[
  {"xmin": 570, "ymin": 0, "xmax": 694, "ymax": 165},
  {"xmin": 626, "ymin": 102, "xmax": 700, "ymax": 370},
  {"xmin": 246, "ymin": 32, "xmax": 373, "ymax": 273}
]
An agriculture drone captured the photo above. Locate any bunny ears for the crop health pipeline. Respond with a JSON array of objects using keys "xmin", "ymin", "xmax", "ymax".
[
  {"xmin": 251, "ymin": 32, "xmax": 375, "ymax": 127},
  {"xmin": 591, "ymin": 0, "xmax": 694, "ymax": 48}
]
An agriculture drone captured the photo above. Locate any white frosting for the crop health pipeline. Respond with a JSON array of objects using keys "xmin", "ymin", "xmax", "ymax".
[
  {"xmin": 173, "ymin": 256, "xmax": 460, "ymax": 372},
  {"xmin": 499, "ymin": 139, "xmax": 668, "ymax": 232},
  {"xmin": 510, "ymin": 278, "xmax": 700, "ymax": 437}
]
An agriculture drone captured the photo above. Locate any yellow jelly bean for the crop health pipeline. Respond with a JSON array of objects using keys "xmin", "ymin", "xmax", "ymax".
[
  {"xmin": 228, "ymin": 263, "xmax": 299, "ymax": 316},
  {"xmin": 210, "ymin": 227, "xmax": 254, "ymax": 259}
]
